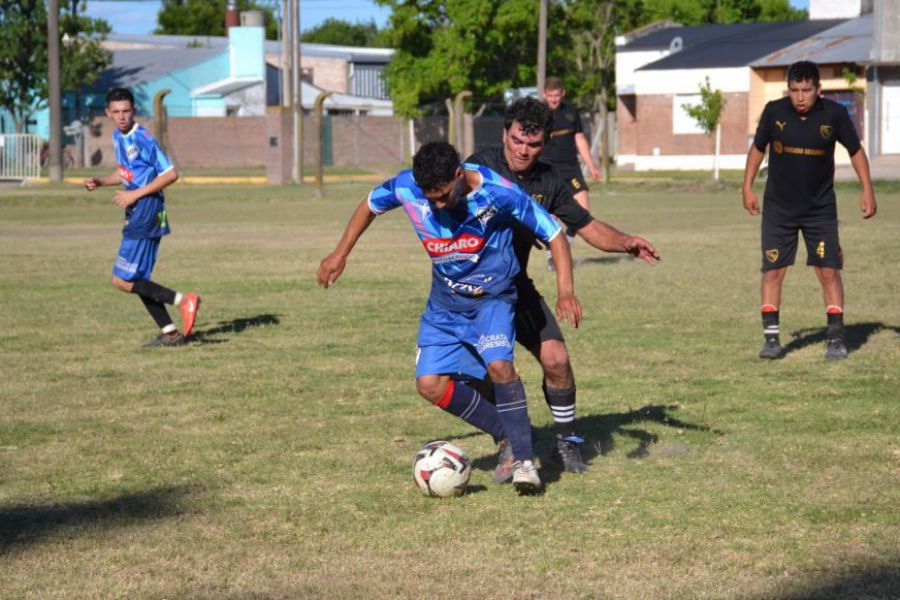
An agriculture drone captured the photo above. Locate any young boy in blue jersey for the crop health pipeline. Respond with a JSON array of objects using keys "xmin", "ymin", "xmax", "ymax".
[
  {"xmin": 84, "ymin": 87, "xmax": 200, "ymax": 347},
  {"xmin": 318, "ymin": 141, "xmax": 582, "ymax": 494}
]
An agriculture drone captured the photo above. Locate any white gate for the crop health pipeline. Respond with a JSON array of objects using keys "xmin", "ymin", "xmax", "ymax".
[
  {"xmin": 0, "ymin": 134, "xmax": 41, "ymax": 180},
  {"xmin": 882, "ymin": 84, "xmax": 900, "ymax": 155}
]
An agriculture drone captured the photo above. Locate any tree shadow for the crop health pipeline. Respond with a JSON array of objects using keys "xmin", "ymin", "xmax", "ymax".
[
  {"xmin": 783, "ymin": 321, "xmax": 898, "ymax": 357},
  {"xmin": 189, "ymin": 313, "xmax": 281, "ymax": 345},
  {"xmin": 761, "ymin": 564, "xmax": 900, "ymax": 599},
  {"xmin": 0, "ymin": 485, "xmax": 192, "ymax": 554}
]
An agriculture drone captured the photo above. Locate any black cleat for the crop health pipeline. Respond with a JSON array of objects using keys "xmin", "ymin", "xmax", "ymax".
[
  {"xmin": 552, "ymin": 435, "xmax": 588, "ymax": 473},
  {"xmin": 825, "ymin": 337, "xmax": 848, "ymax": 361},
  {"xmin": 758, "ymin": 339, "xmax": 784, "ymax": 359},
  {"xmin": 142, "ymin": 333, "xmax": 188, "ymax": 348}
]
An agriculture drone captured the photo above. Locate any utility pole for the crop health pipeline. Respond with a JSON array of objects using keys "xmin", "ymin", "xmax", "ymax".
[
  {"xmin": 537, "ymin": 0, "xmax": 547, "ymax": 95},
  {"xmin": 47, "ymin": 0, "xmax": 63, "ymax": 182},
  {"xmin": 292, "ymin": 0, "xmax": 304, "ymax": 184},
  {"xmin": 281, "ymin": 0, "xmax": 291, "ymax": 108}
]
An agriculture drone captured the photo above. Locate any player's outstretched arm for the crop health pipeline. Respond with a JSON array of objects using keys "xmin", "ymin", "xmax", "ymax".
[
  {"xmin": 317, "ymin": 199, "xmax": 377, "ymax": 289},
  {"xmin": 576, "ymin": 220, "xmax": 660, "ymax": 264},
  {"xmin": 84, "ymin": 172, "xmax": 123, "ymax": 191},
  {"xmin": 547, "ymin": 234, "xmax": 582, "ymax": 329},
  {"xmin": 742, "ymin": 146, "xmax": 765, "ymax": 216},
  {"xmin": 849, "ymin": 148, "xmax": 877, "ymax": 219}
]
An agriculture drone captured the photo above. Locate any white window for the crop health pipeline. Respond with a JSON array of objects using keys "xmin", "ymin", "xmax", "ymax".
[{"xmin": 673, "ymin": 94, "xmax": 705, "ymax": 135}]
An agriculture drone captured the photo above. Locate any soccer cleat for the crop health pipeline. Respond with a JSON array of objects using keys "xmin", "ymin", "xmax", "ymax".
[
  {"xmin": 492, "ymin": 438, "xmax": 515, "ymax": 484},
  {"xmin": 758, "ymin": 339, "xmax": 784, "ymax": 359},
  {"xmin": 552, "ymin": 435, "xmax": 588, "ymax": 473},
  {"xmin": 512, "ymin": 460, "xmax": 542, "ymax": 495},
  {"xmin": 825, "ymin": 337, "xmax": 848, "ymax": 361},
  {"xmin": 178, "ymin": 293, "xmax": 201, "ymax": 337},
  {"xmin": 142, "ymin": 333, "xmax": 188, "ymax": 348}
]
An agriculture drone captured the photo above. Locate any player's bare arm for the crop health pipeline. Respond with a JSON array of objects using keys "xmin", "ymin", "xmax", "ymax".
[
  {"xmin": 317, "ymin": 199, "xmax": 377, "ymax": 288},
  {"xmin": 849, "ymin": 147, "xmax": 877, "ymax": 219},
  {"xmin": 84, "ymin": 172, "xmax": 123, "ymax": 191},
  {"xmin": 742, "ymin": 145, "xmax": 766, "ymax": 216},
  {"xmin": 574, "ymin": 132, "xmax": 601, "ymax": 180},
  {"xmin": 576, "ymin": 220, "xmax": 660, "ymax": 264},
  {"xmin": 112, "ymin": 168, "xmax": 179, "ymax": 208},
  {"xmin": 547, "ymin": 233, "xmax": 582, "ymax": 329}
]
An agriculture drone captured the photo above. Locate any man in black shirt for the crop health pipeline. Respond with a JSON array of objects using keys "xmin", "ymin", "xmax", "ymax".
[
  {"xmin": 467, "ymin": 97, "xmax": 659, "ymax": 476},
  {"xmin": 742, "ymin": 61, "xmax": 876, "ymax": 361}
]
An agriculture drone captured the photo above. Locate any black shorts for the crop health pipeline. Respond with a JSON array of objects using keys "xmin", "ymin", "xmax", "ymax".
[
  {"xmin": 761, "ymin": 212, "xmax": 842, "ymax": 271},
  {"xmin": 556, "ymin": 167, "xmax": 589, "ymax": 195},
  {"xmin": 514, "ymin": 278, "xmax": 564, "ymax": 352}
]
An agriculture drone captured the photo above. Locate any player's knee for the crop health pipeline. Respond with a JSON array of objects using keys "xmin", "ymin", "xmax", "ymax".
[
  {"xmin": 762, "ymin": 268, "xmax": 787, "ymax": 284},
  {"xmin": 815, "ymin": 267, "xmax": 841, "ymax": 283},
  {"xmin": 416, "ymin": 376, "xmax": 448, "ymax": 405},
  {"xmin": 111, "ymin": 276, "xmax": 131, "ymax": 292},
  {"xmin": 486, "ymin": 360, "xmax": 516, "ymax": 384}
]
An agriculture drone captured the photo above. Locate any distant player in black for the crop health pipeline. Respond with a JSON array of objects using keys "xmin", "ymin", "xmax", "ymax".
[
  {"xmin": 742, "ymin": 61, "xmax": 876, "ymax": 361},
  {"xmin": 467, "ymin": 97, "xmax": 659, "ymax": 477},
  {"xmin": 542, "ymin": 76, "xmax": 601, "ymax": 213}
]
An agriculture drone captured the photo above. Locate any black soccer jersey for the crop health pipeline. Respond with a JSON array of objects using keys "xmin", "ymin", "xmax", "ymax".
[
  {"xmin": 753, "ymin": 96, "xmax": 861, "ymax": 218},
  {"xmin": 541, "ymin": 101, "xmax": 584, "ymax": 168},
  {"xmin": 466, "ymin": 147, "xmax": 593, "ymax": 273}
]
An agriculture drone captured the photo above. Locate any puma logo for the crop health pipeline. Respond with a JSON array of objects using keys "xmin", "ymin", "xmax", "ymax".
[{"xmin": 775, "ymin": 120, "xmax": 786, "ymax": 131}]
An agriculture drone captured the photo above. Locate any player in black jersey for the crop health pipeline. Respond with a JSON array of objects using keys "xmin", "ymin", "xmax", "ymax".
[
  {"xmin": 467, "ymin": 97, "xmax": 659, "ymax": 476},
  {"xmin": 742, "ymin": 61, "xmax": 876, "ymax": 361}
]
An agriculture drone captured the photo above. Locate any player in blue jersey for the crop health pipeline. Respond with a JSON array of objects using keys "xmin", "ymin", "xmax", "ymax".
[
  {"xmin": 318, "ymin": 141, "xmax": 582, "ymax": 494},
  {"xmin": 84, "ymin": 88, "xmax": 200, "ymax": 347}
]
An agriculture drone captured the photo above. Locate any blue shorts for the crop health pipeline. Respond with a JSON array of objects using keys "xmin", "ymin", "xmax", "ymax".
[
  {"xmin": 416, "ymin": 298, "xmax": 516, "ymax": 380},
  {"xmin": 112, "ymin": 237, "xmax": 160, "ymax": 281}
]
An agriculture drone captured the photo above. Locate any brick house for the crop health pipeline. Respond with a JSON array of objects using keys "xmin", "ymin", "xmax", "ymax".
[{"xmin": 615, "ymin": 19, "xmax": 843, "ymax": 171}]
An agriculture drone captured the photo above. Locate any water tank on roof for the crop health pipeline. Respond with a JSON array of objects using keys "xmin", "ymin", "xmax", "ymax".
[{"xmin": 241, "ymin": 11, "xmax": 264, "ymax": 27}]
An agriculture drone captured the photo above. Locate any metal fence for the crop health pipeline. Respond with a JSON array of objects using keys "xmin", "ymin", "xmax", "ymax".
[{"xmin": 0, "ymin": 134, "xmax": 41, "ymax": 180}]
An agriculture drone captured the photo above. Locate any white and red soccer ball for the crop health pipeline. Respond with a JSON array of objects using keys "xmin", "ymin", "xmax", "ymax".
[{"xmin": 412, "ymin": 440, "xmax": 471, "ymax": 497}]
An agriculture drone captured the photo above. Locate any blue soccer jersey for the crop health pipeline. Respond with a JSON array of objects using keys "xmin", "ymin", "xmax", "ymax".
[
  {"xmin": 113, "ymin": 123, "xmax": 173, "ymax": 239},
  {"xmin": 367, "ymin": 164, "xmax": 561, "ymax": 311}
]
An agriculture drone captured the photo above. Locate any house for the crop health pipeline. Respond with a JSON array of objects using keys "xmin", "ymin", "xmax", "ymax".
[
  {"xmin": 615, "ymin": 19, "xmax": 844, "ymax": 171},
  {"xmin": 614, "ymin": 0, "xmax": 889, "ymax": 171}
]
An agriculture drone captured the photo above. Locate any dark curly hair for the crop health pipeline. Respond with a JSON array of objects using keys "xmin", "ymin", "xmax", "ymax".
[
  {"xmin": 504, "ymin": 97, "xmax": 553, "ymax": 141},
  {"xmin": 412, "ymin": 141, "xmax": 460, "ymax": 190},
  {"xmin": 106, "ymin": 87, "xmax": 135, "ymax": 108},
  {"xmin": 787, "ymin": 61, "xmax": 820, "ymax": 87}
]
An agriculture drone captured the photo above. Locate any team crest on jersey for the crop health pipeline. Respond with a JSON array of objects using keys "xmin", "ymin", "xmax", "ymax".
[
  {"xmin": 765, "ymin": 249, "xmax": 779, "ymax": 262},
  {"xmin": 476, "ymin": 206, "xmax": 498, "ymax": 226},
  {"xmin": 126, "ymin": 145, "xmax": 139, "ymax": 161},
  {"xmin": 772, "ymin": 140, "xmax": 784, "ymax": 154},
  {"xmin": 820, "ymin": 125, "xmax": 833, "ymax": 140}
]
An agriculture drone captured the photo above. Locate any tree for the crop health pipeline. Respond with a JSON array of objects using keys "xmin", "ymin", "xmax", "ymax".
[
  {"xmin": 0, "ymin": 0, "xmax": 111, "ymax": 133},
  {"xmin": 155, "ymin": 0, "xmax": 278, "ymax": 40},
  {"xmin": 682, "ymin": 76, "xmax": 726, "ymax": 179},
  {"xmin": 374, "ymin": 0, "xmax": 566, "ymax": 117},
  {"xmin": 301, "ymin": 18, "xmax": 389, "ymax": 47}
]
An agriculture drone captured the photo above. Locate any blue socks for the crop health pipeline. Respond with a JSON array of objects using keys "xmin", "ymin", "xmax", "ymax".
[
  {"xmin": 493, "ymin": 379, "xmax": 534, "ymax": 461},
  {"xmin": 437, "ymin": 380, "xmax": 504, "ymax": 443}
]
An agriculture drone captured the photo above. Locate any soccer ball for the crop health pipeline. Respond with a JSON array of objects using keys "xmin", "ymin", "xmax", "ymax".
[{"xmin": 412, "ymin": 440, "xmax": 471, "ymax": 497}]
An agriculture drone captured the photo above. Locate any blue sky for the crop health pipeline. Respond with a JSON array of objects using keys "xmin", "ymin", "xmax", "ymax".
[
  {"xmin": 85, "ymin": 0, "xmax": 809, "ymax": 36},
  {"xmin": 83, "ymin": 0, "xmax": 393, "ymax": 35}
]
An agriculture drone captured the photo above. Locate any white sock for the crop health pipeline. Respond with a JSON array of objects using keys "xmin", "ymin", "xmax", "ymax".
[{"xmin": 174, "ymin": 292, "xmax": 183, "ymax": 306}]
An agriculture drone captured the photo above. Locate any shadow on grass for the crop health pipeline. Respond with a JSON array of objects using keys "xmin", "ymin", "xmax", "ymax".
[
  {"xmin": 783, "ymin": 321, "xmax": 899, "ymax": 357},
  {"xmin": 190, "ymin": 313, "xmax": 281, "ymax": 345},
  {"xmin": 465, "ymin": 404, "xmax": 716, "ymax": 486},
  {"xmin": 0, "ymin": 485, "xmax": 191, "ymax": 554},
  {"xmin": 577, "ymin": 255, "xmax": 629, "ymax": 267},
  {"xmin": 764, "ymin": 564, "xmax": 900, "ymax": 599}
]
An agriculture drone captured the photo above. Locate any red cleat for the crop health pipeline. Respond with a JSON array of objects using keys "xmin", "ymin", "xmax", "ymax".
[{"xmin": 179, "ymin": 293, "xmax": 201, "ymax": 336}]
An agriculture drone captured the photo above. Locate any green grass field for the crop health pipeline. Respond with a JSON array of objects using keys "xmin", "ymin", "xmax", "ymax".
[{"xmin": 1, "ymin": 179, "xmax": 898, "ymax": 599}]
